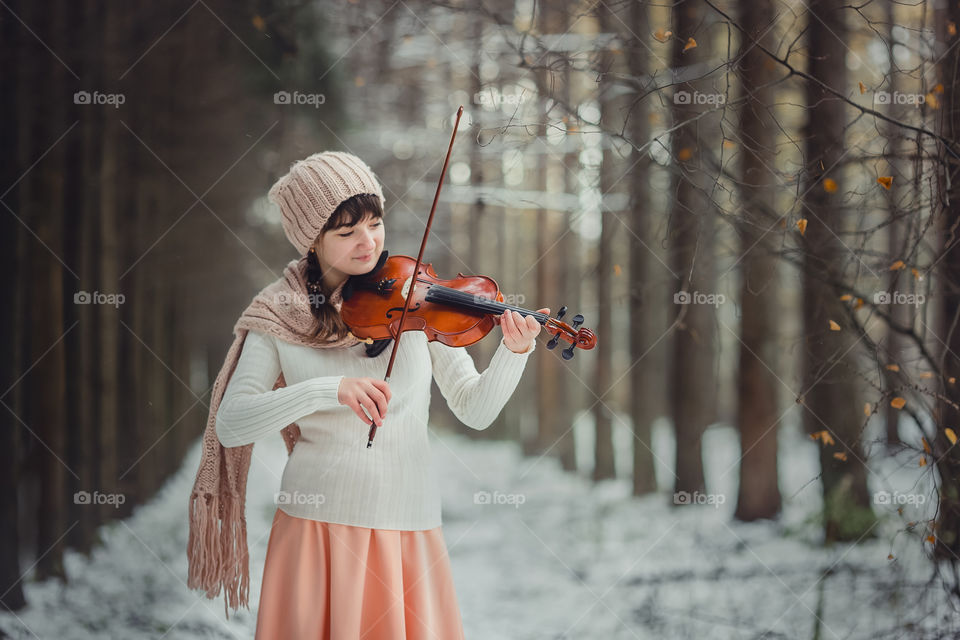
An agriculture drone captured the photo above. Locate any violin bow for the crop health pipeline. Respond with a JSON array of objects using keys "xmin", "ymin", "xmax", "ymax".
[{"xmin": 366, "ymin": 105, "xmax": 465, "ymax": 448}]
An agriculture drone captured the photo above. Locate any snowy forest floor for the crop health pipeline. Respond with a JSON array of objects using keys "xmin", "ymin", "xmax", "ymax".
[{"xmin": 1, "ymin": 416, "xmax": 958, "ymax": 639}]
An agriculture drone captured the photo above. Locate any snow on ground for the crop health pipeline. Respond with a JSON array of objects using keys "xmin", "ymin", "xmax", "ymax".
[{"xmin": 1, "ymin": 413, "xmax": 957, "ymax": 639}]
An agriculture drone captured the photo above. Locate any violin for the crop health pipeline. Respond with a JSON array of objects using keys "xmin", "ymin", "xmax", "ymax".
[
  {"xmin": 346, "ymin": 105, "xmax": 597, "ymax": 448},
  {"xmin": 341, "ymin": 250, "xmax": 597, "ymax": 358}
]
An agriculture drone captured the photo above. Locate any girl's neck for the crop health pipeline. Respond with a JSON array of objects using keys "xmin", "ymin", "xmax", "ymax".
[{"xmin": 322, "ymin": 267, "xmax": 348, "ymax": 291}]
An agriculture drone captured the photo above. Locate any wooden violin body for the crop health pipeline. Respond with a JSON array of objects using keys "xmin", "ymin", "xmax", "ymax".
[{"xmin": 341, "ymin": 251, "xmax": 597, "ymax": 359}]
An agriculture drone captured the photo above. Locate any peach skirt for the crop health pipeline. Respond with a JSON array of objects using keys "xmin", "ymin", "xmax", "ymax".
[{"xmin": 255, "ymin": 508, "xmax": 465, "ymax": 640}]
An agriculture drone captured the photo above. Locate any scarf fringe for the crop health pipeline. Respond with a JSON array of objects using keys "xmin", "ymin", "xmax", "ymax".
[
  {"xmin": 185, "ymin": 262, "xmax": 356, "ymax": 619},
  {"xmin": 187, "ymin": 489, "xmax": 250, "ymax": 619}
]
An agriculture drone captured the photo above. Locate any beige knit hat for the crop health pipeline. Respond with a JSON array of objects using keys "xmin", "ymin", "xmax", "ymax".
[{"xmin": 268, "ymin": 151, "xmax": 386, "ymax": 255}]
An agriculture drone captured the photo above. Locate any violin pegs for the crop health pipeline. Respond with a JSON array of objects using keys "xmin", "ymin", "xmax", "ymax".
[
  {"xmin": 572, "ymin": 313, "xmax": 584, "ymax": 330},
  {"xmin": 562, "ymin": 343, "xmax": 576, "ymax": 360},
  {"xmin": 546, "ymin": 334, "xmax": 560, "ymax": 350},
  {"xmin": 556, "ymin": 305, "xmax": 567, "ymax": 320}
]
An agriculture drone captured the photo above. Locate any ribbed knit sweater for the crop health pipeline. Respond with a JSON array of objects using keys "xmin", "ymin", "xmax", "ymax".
[{"xmin": 214, "ymin": 329, "xmax": 535, "ymax": 530}]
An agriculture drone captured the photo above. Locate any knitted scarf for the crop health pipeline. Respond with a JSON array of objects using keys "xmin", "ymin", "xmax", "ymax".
[{"xmin": 186, "ymin": 255, "xmax": 359, "ymax": 618}]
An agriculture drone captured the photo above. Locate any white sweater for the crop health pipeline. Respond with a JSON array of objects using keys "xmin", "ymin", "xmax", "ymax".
[{"xmin": 215, "ymin": 328, "xmax": 535, "ymax": 530}]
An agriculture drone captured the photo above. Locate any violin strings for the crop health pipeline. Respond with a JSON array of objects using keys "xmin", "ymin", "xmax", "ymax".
[{"xmin": 423, "ymin": 283, "xmax": 548, "ymax": 323}]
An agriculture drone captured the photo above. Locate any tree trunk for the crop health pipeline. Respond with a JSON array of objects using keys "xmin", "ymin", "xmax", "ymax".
[
  {"xmin": 97, "ymin": 0, "xmax": 122, "ymax": 526},
  {"xmin": 734, "ymin": 0, "xmax": 782, "ymax": 521},
  {"xmin": 0, "ymin": 0, "xmax": 26, "ymax": 609},
  {"xmin": 801, "ymin": 0, "xmax": 875, "ymax": 542},
  {"xmin": 668, "ymin": 0, "xmax": 718, "ymax": 498},
  {"xmin": 881, "ymin": 0, "xmax": 908, "ymax": 448},
  {"xmin": 933, "ymin": 0, "xmax": 960, "ymax": 580},
  {"xmin": 592, "ymin": 2, "xmax": 618, "ymax": 481},
  {"xmin": 626, "ymin": 0, "xmax": 657, "ymax": 496},
  {"xmin": 32, "ymin": 0, "xmax": 70, "ymax": 581}
]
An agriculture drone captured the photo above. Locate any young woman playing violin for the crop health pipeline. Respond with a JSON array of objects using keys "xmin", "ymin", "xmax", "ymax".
[{"xmin": 197, "ymin": 151, "xmax": 545, "ymax": 639}]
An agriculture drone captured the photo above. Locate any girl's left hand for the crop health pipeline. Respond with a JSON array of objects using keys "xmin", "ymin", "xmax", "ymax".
[{"xmin": 501, "ymin": 308, "xmax": 548, "ymax": 354}]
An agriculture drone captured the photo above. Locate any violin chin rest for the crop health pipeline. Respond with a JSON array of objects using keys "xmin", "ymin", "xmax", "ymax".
[{"xmin": 343, "ymin": 250, "xmax": 390, "ymax": 301}]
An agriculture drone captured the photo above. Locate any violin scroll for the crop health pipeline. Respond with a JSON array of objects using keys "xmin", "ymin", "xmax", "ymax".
[{"xmin": 543, "ymin": 305, "xmax": 596, "ymax": 360}]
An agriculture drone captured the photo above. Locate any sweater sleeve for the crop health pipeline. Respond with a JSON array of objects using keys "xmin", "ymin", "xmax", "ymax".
[
  {"xmin": 427, "ymin": 336, "xmax": 535, "ymax": 431},
  {"xmin": 215, "ymin": 330, "xmax": 345, "ymax": 448}
]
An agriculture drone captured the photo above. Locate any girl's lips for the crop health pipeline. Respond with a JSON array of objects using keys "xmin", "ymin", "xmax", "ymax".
[{"xmin": 354, "ymin": 253, "xmax": 372, "ymax": 261}]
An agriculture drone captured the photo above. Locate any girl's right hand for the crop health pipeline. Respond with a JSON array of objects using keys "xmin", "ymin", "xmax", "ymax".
[{"xmin": 337, "ymin": 377, "xmax": 392, "ymax": 427}]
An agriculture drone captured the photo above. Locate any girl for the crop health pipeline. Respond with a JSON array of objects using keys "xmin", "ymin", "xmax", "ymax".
[{"xmin": 187, "ymin": 151, "xmax": 545, "ymax": 638}]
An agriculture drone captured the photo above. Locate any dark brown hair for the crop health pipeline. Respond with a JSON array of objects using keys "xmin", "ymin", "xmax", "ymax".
[{"xmin": 305, "ymin": 193, "xmax": 384, "ymax": 343}]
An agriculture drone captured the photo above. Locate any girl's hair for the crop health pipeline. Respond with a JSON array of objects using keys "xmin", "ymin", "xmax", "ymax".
[{"xmin": 305, "ymin": 193, "xmax": 383, "ymax": 343}]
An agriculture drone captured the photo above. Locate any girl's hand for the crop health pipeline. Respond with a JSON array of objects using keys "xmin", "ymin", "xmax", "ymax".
[
  {"xmin": 337, "ymin": 377, "xmax": 392, "ymax": 426},
  {"xmin": 501, "ymin": 308, "xmax": 548, "ymax": 354}
]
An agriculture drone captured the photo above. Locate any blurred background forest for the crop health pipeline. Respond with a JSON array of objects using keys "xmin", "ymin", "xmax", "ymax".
[{"xmin": 2, "ymin": 0, "xmax": 960, "ymax": 637}]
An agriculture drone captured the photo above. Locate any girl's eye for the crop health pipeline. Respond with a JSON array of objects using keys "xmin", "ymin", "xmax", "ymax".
[{"xmin": 339, "ymin": 222, "xmax": 381, "ymax": 237}]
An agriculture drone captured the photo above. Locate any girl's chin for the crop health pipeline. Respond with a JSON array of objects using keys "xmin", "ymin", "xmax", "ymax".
[{"xmin": 346, "ymin": 255, "xmax": 377, "ymax": 271}]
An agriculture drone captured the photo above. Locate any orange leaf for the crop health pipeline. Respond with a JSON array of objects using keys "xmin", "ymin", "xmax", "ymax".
[
  {"xmin": 935, "ymin": 83, "xmax": 945, "ymax": 94},
  {"xmin": 950, "ymin": 22, "xmax": 957, "ymax": 36},
  {"xmin": 911, "ymin": 268, "xmax": 922, "ymax": 280},
  {"xmin": 859, "ymin": 81, "xmax": 867, "ymax": 94},
  {"xmin": 653, "ymin": 28, "xmax": 672, "ymax": 43},
  {"xmin": 864, "ymin": 402, "xmax": 871, "ymax": 415},
  {"xmin": 683, "ymin": 37, "xmax": 697, "ymax": 52},
  {"xmin": 946, "ymin": 428, "xmax": 958, "ymax": 445},
  {"xmin": 889, "ymin": 259, "xmax": 905, "ymax": 270},
  {"xmin": 833, "ymin": 451, "xmax": 848, "ymax": 461},
  {"xmin": 840, "ymin": 294, "xmax": 853, "ymax": 301},
  {"xmin": 829, "ymin": 320, "xmax": 841, "ymax": 331},
  {"xmin": 878, "ymin": 176, "xmax": 893, "ymax": 190},
  {"xmin": 887, "ymin": 553, "xmax": 895, "ymax": 560},
  {"xmin": 252, "ymin": 15, "xmax": 266, "ymax": 32},
  {"xmin": 890, "ymin": 397, "xmax": 906, "ymax": 409},
  {"xmin": 920, "ymin": 457, "xmax": 928, "ymax": 467},
  {"xmin": 613, "ymin": 264, "xmax": 622, "ymax": 276},
  {"xmin": 854, "ymin": 298, "xmax": 864, "ymax": 310},
  {"xmin": 677, "ymin": 147, "xmax": 693, "ymax": 161},
  {"xmin": 723, "ymin": 139, "xmax": 737, "ymax": 149},
  {"xmin": 927, "ymin": 93, "xmax": 940, "ymax": 109},
  {"xmin": 922, "ymin": 436, "xmax": 931, "ymax": 453},
  {"xmin": 951, "ymin": 377, "xmax": 957, "ymax": 384},
  {"xmin": 927, "ymin": 534, "xmax": 936, "ymax": 544},
  {"xmin": 823, "ymin": 178, "xmax": 838, "ymax": 193},
  {"xmin": 811, "ymin": 430, "xmax": 836, "ymax": 446},
  {"xmin": 886, "ymin": 364, "xmax": 900, "ymax": 372},
  {"xmin": 919, "ymin": 372, "xmax": 934, "ymax": 379},
  {"xmin": 797, "ymin": 219, "xmax": 808, "ymax": 235}
]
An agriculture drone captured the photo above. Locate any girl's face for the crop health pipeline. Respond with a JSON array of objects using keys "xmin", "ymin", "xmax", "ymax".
[{"xmin": 314, "ymin": 212, "xmax": 384, "ymax": 279}]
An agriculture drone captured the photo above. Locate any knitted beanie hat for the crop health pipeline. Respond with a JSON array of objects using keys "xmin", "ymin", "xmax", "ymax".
[{"xmin": 268, "ymin": 151, "xmax": 386, "ymax": 255}]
